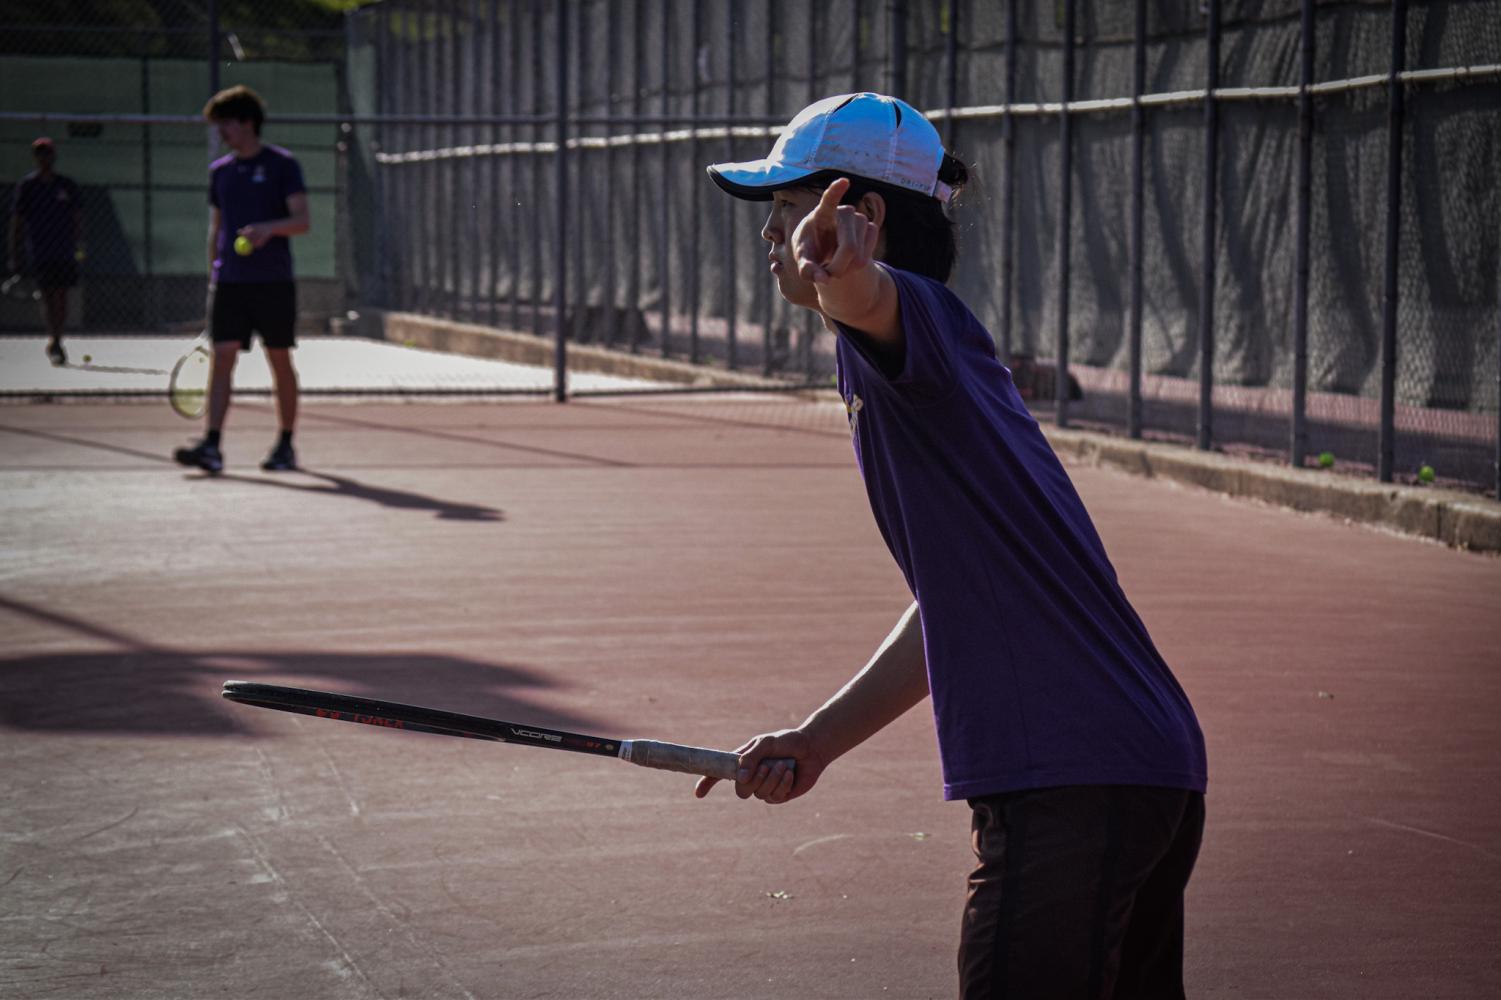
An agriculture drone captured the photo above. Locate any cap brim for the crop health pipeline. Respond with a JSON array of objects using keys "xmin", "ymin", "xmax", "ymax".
[{"xmin": 705, "ymin": 160, "xmax": 819, "ymax": 201}]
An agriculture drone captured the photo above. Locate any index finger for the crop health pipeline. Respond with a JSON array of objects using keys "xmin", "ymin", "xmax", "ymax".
[{"xmin": 814, "ymin": 177, "xmax": 852, "ymax": 217}]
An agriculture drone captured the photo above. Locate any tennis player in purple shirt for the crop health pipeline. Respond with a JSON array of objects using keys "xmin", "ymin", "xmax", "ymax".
[
  {"xmin": 174, "ymin": 85, "xmax": 309, "ymax": 476},
  {"xmin": 695, "ymin": 93, "xmax": 1208, "ymax": 999}
]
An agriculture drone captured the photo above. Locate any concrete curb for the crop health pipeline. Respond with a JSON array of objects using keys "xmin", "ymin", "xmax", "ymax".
[
  {"xmin": 335, "ymin": 309, "xmax": 802, "ymax": 391},
  {"xmin": 332, "ymin": 310, "xmax": 1500, "ymax": 554},
  {"xmin": 1043, "ymin": 426, "xmax": 1501, "ymax": 554}
]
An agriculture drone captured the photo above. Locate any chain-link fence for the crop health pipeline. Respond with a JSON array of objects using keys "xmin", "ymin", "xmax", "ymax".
[{"xmin": 4, "ymin": 1, "xmax": 1499, "ymax": 497}]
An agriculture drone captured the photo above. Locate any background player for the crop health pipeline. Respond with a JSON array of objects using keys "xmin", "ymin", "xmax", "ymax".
[
  {"xmin": 8, "ymin": 137, "xmax": 84, "ymax": 367},
  {"xmin": 174, "ymin": 85, "xmax": 309, "ymax": 475}
]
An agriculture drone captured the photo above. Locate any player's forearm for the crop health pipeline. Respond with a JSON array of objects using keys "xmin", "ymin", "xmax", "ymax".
[
  {"xmin": 800, "ymin": 601, "xmax": 929, "ymax": 763},
  {"xmin": 262, "ymin": 214, "xmax": 310, "ymax": 237}
]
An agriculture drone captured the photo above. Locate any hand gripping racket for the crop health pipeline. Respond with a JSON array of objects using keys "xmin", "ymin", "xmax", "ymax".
[
  {"xmin": 169, "ymin": 332, "xmax": 212, "ymax": 419},
  {"xmin": 222, "ymin": 681, "xmax": 746, "ymax": 781}
]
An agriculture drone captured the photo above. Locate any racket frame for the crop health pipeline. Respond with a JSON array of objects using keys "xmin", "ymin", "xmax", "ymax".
[
  {"xmin": 168, "ymin": 334, "xmax": 213, "ymax": 419},
  {"xmin": 222, "ymin": 680, "xmax": 741, "ymax": 781}
]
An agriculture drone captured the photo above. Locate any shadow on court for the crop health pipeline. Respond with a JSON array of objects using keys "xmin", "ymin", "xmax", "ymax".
[
  {"xmin": 0, "ymin": 595, "xmax": 594, "ymax": 738},
  {"xmin": 219, "ymin": 469, "xmax": 505, "ymax": 521}
]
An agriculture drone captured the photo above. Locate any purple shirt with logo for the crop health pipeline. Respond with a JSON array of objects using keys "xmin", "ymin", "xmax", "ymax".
[
  {"xmin": 834, "ymin": 266, "xmax": 1207, "ymax": 801},
  {"xmin": 209, "ymin": 145, "xmax": 305, "ymax": 284}
]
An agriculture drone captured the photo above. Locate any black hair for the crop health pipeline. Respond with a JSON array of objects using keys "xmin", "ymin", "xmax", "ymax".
[
  {"xmin": 203, "ymin": 85, "xmax": 266, "ymax": 136},
  {"xmin": 799, "ymin": 152, "xmax": 970, "ymax": 284}
]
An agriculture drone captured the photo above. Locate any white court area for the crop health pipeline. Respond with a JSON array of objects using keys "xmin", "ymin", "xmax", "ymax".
[{"xmin": 0, "ymin": 334, "xmax": 668, "ymax": 395}]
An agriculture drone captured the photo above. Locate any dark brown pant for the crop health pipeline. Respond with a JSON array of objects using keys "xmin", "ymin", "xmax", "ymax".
[{"xmin": 959, "ymin": 785, "xmax": 1205, "ymax": 1000}]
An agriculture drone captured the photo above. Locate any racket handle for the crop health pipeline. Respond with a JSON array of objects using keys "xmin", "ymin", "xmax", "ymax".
[{"xmin": 619, "ymin": 740, "xmax": 741, "ymax": 780}]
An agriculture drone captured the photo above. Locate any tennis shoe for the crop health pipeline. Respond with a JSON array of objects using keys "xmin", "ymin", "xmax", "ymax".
[
  {"xmin": 261, "ymin": 441, "xmax": 297, "ymax": 472},
  {"xmin": 45, "ymin": 341, "xmax": 66, "ymax": 366},
  {"xmin": 174, "ymin": 439, "xmax": 224, "ymax": 475}
]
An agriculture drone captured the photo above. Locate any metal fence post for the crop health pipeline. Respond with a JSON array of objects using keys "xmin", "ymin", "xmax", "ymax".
[
  {"xmin": 603, "ymin": 0, "xmax": 618, "ymax": 349},
  {"xmin": 761, "ymin": 2, "xmax": 776, "ymax": 376},
  {"xmin": 1379, "ymin": 0, "xmax": 1408, "ymax": 483},
  {"xmin": 1197, "ymin": 0, "xmax": 1220, "ymax": 451},
  {"xmin": 998, "ymin": 0, "xmax": 1016, "ymax": 368},
  {"xmin": 1056, "ymin": 0, "xmax": 1074, "ymax": 428},
  {"xmin": 1291, "ymin": 0, "xmax": 1314, "ymax": 468},
  {"xmin": 488, "ymin": 0, "xmax": 502, "ymax": 326},
  {"xmin": 660, "ymin": 0, "xmax": 673, "ymax": 359},
  {"xmin": 553, "ymin": 0, "xmax": 568, "ymax": 401},
  {"xmin": 723, "ymin": 0, "xmax": 737, "ymax": 370},
  {"xmin": 529, "ymin": 0, "xmax": 544, "ymax": 339},
  {"xmin": 141, "ymin": 55, "xmax": 155, "ymax": 330},
  {"xmin": 688, "ymin": 0, "xmax": 702, "ymax": 365},
  {"xmin": 1127, "ymin": 0, "xmax": 1145, "ymax": 439},
  {"xmin": 943, "ymin": 0, "xmax": 958, "ymax": 147},
  {"xmin": 888, "ymin": 0, "xmax": 906, "ymax": 100}
]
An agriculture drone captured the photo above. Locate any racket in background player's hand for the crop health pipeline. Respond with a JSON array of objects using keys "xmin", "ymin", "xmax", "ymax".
[{"xmin": 168, "ymin": 332, "xmax": 212, "ymax": 419}]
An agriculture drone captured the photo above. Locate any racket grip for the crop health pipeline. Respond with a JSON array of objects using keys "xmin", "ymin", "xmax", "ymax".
[{"xmin": 619, "ymin": 740, "xmax": 740, "ymax": 781}]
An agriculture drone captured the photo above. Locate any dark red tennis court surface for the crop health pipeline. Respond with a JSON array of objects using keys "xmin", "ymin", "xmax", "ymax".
[{"xmin": 2, "ymin": 397, "xmax": 1498, "ymax": 999}]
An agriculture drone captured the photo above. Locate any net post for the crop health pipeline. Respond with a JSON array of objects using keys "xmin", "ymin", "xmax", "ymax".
[{"xmin": 1197, "ymin": 0, "xmax": 1221, "ymax": 452}]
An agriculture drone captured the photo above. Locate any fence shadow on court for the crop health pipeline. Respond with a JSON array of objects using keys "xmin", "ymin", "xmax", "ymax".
[{"xmin": 0, "ymin": 596, "xmax": 601, "ymax": 739}]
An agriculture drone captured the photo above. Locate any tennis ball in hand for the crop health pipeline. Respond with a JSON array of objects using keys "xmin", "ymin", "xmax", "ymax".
[
  {"xmin": 233, "ymin": 235, "xmax": 254, "ymax": 256},
  {"xmin": 1317, "ymin": 451, "xmax": 1335, "ymax": 468},
  {"xmin": 1418, "ymin": 464, "xmax": 1435, "ymax": 484}
]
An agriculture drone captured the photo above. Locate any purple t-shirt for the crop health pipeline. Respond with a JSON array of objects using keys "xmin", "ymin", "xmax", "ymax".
[
  {"xmin": 835, "ymin": 266, "xmax": 1207, "ymax": 801},
  {"xmin": 12, "ymin": 172, "xmax": 81, "ymax": 262},
  {"xmin": 209, "ymin": 145, "xmax": 305, "ymax": 284}
]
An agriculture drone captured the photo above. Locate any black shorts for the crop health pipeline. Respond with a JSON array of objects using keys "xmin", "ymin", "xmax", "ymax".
[
  {"xmin": 34, "ymin": 259, "xmax": 79, "ymax": 290},
  {"xmin": 959, "ymin": 785, "xmax": 1205, "ymax": 1000},
  {"xmin": 211, "ymin": 281, "xmax": 297, "ymax": 350}
]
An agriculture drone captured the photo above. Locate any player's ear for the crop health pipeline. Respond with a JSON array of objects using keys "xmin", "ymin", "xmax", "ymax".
[{"xmin": 856, "ymin": 191, "xmax": 887, "ymax": 231}]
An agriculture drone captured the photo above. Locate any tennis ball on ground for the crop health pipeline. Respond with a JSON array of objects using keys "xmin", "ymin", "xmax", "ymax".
[
  {"xmin": 1418, "ymin": 464, "xmax": 1435, "ymax": 484},
  {"xmin": 233, "ymin": 235, "xmax": 254, "ymax": 256},
  {"xmin": 82, "ymin": 354, "xmax": 92, "ymax": 363},
  {"xmin": 1317, "ymin": 451, "xmax": 1335, "ymax": 468},
  {"xmin": 403, "ymin": 339, "xmax": 416, "ymax": 348}
]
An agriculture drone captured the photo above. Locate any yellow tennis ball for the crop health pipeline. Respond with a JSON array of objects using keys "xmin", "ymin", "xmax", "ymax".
[
  {"xmin": 82, "ymin": 354, "xmax": 92, "ymax": 363},
  {"xmin": 1418, "ymin": 464, "xmax": 1435, "ymax": 483},
  {"xmin": 233, "ymin": 235, "xmax": 254, "ymax": 256}
]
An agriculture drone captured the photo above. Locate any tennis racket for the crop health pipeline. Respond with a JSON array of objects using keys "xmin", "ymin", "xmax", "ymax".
[
  {"xmin": 222, "ymin": 681, "xmax": 746, "ymax": 781},
  {"xmin": 168, "ymin": 333, "xmax": 212, "ymax": 419},
  {"xmin": 2, "ymin": 270, "xmax": 38, "ymax": 302}
]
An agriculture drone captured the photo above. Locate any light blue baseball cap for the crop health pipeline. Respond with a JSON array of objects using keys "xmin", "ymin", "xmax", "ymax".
[{"xmin": 707, "ymin": 92, "xmax": 953, "ymax": 203}]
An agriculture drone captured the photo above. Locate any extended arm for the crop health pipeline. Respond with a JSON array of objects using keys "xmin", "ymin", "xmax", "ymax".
[
  {"xmin": 792, "ymin": 177, "xmax": 903, "ymax": 356},
  {"xmin": 694, "ymin": 601, "xmax": 929, "ymax": 804}
]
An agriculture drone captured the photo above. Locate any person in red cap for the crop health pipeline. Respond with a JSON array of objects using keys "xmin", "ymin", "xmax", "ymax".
[
  {"xmin": 695, "ymin": 93, "xmax": 1207, "ymax": 999},
  {"xmin": 8, "ymin": 137, "xmax": 85, "ymax": 366}
]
